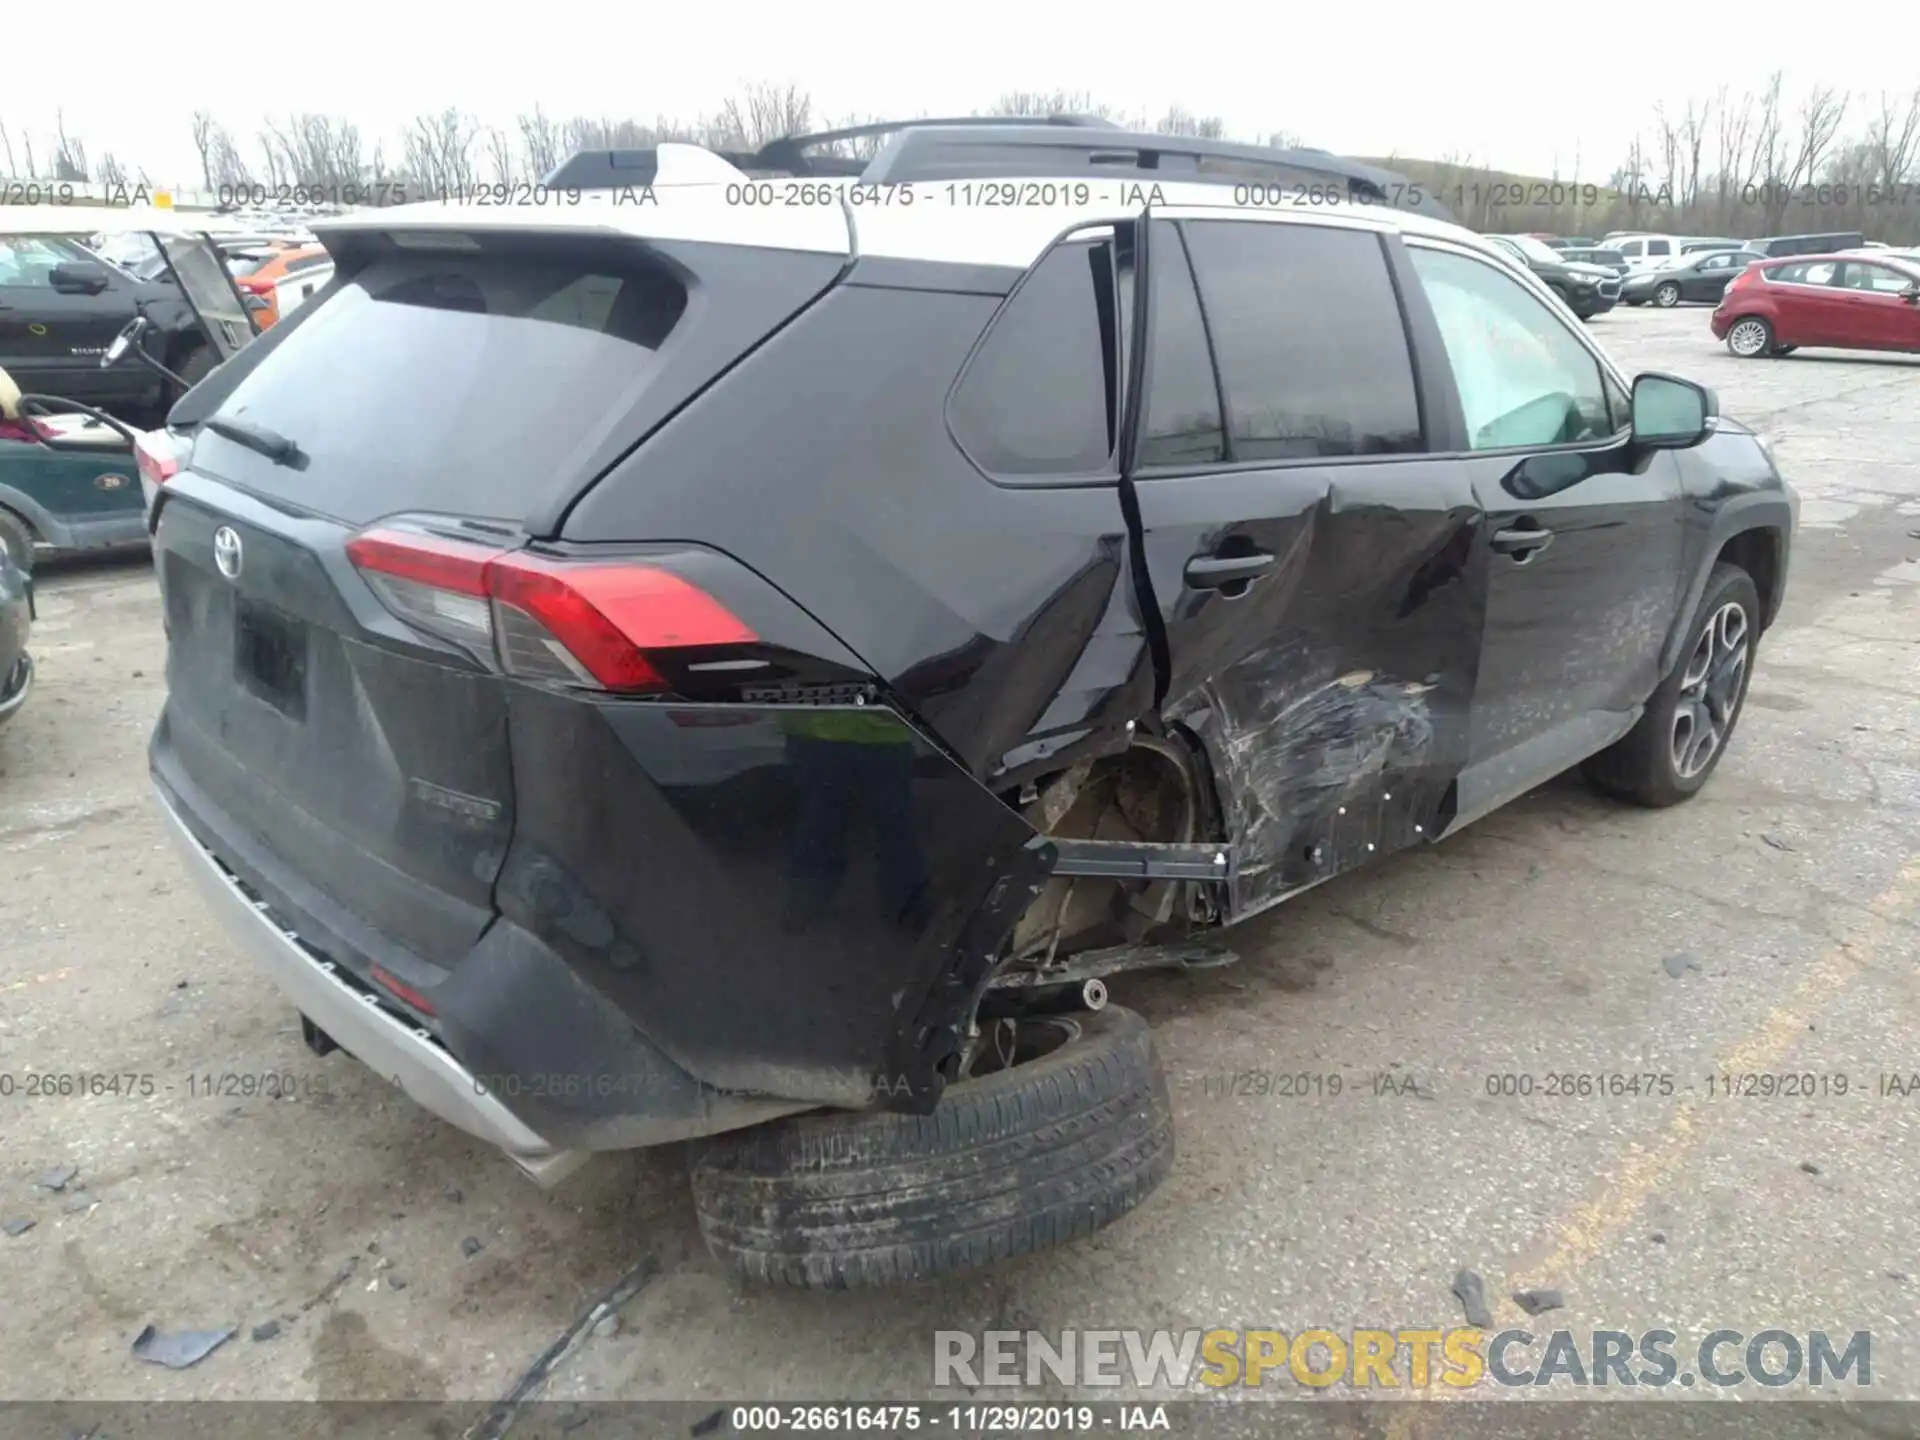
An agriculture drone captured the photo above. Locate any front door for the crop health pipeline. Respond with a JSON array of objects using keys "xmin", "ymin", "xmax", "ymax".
[
  {"xmin": 1398, "ymin": 238, "xmax": 1688, "ymax": 827},
  {"xmin": 1686, "ymin": 252, "xmax": 1749, "ymax": 302},
  {"xmin": 1124, "ymin": 212, "xmax": 1487, "ymax": 920},
  {"xmin": 0, "ymin": 237, "xmax": 131, "ymax": 402}
]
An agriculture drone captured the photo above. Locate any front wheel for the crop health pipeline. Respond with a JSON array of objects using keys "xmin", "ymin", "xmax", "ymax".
[
  {"xmin": 1585, "ymin": 563, "xmax": 1759, "ymax": 807},
  {"xmin": 1653, "ymin": 281, "xmax": 1682, "ymax": 307},
  {"xmin": 1726, "ymin": 316, "xmax": 1774, "ymax": 358}
]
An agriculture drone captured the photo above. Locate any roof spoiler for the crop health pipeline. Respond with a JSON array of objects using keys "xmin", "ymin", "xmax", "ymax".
[{"xmin": 542, "ymin": 116, "xmax": 1450, "ymax": 221}]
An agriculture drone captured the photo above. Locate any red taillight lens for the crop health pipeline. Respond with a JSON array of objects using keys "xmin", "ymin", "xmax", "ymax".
[
  {"xmin": 134, "ymin": 430, "xmax": 186, "ymax": 487},
  {"xmin": 344, "ymin": 527, "xmax": 758, "ymax": 693}
]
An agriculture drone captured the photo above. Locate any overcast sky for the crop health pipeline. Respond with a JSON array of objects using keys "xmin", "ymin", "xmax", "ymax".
[{"xmin": 6, "ymin": 5, "xmax": 1911, "ymax": 186}]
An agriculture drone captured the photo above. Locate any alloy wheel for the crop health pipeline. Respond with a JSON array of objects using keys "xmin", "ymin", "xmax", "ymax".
[
  {"xmin": 1670, "ymin": 601, "xmax": 1750, "ymax": 779},
  {"xmin": 1728, "ymin": 319, "xmax": 1771, "ymax": 357},
  {"xmin": 1654, "ymin": 282, "xmax": 1682, "ymax": 307}
]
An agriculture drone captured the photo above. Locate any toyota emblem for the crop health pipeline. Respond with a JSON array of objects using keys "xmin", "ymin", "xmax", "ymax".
[{"xmin": 213, "ymin": 526, "xmax": 243, "ymax": 580}]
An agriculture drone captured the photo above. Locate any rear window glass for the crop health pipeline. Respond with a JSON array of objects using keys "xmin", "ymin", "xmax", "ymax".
[{"xmin": 200, "ymin": 248, "xmax": 688, "ymax": 523}]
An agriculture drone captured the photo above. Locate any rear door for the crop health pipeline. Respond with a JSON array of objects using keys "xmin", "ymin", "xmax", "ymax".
[
  {"xmin": 1829, "ymin": 260, "xmax": 1920, "ymax": 349},
  {"xmin": 1125, "ymin": 211, "xmax": 1487, "ymax": 918},
  {"xmin": 1764, "ymin": 258, "xmax": 1844, "ymax": 344},
  {"xmin": 1400, "ymin": 237, "xmax": 1686, "ymax": 826}
]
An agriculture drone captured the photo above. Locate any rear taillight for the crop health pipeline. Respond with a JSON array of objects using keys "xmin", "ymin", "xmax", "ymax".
[
  {"xmin": 134, "ymin": 430, "xmax": 186, "ymax": 487},
  {"xmin": 344, "ymin": 527, "xmax": 757, "ymax": 693}
]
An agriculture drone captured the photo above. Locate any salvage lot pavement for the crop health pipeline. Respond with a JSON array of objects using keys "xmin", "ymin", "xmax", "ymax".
[{"xmin": 2, "ymin": 306, "xmax": 1918, "ymax": 1409}]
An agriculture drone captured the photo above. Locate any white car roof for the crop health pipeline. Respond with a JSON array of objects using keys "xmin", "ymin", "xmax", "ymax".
[
  {"xmin": 310, "ymin": 153, "xmax": 1504, "ymax": 273},
  {"xmin": 0, "ymin": 205, "xmax": 265, "ymax": 238}
]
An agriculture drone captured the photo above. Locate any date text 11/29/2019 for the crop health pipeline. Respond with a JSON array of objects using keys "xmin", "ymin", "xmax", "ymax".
[{"xmin": 728, "ymin": 1406, "xmax": 1170, "ymax": 1431}]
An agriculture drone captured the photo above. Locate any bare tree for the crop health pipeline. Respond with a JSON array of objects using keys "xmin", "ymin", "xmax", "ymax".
[
  {"xmin": 51, "ymin": 111, "xmax": 88, "ymax": 181},
  {"xmin": 0, "ymin": 121, "xmax": 14, "ymax": 176},
  {"xmin": 191, "ymin": 111, "xmax": 215, "ymax": 189},
  {"xmin": 989, "ymin": 90, "xmax": 1114, "ymax": 121},
  {"xmin": 260, "ymin": 113, "xmax": 367, "ymax": 192},
  {"xmin": 1148, "ymin": 105, "xmax": 1227, "ymax": 139},
  {"xmin": 1864, "ymin": 86, "xmax": 1920, "ymax": 189},
  {"xmin": 484, "ymin": 126, "xmax": 516, "ymax": 185},
  {"xmin": 517, "ymin": 105, "xmax": 563, "ymax": 179},
  {"xmin": 1266, "ymin": 130, "xmax": 1305, "ymax": 151},
  {"xmin": 712, "ymin": 83, "xmax": 815, "ymax": 149},
  {"xmin": 97, "ymin": 153, "xmax": 130, "ymax": 190},
  {"xmin": 403, "ymin": 109, "xmax": 479, "ymax": 195}
]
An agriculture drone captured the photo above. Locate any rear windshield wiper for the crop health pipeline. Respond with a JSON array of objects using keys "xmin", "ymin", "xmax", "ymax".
[{"xmin": 204, "ymin": 415, "xmax": 306, "ymax": 468}]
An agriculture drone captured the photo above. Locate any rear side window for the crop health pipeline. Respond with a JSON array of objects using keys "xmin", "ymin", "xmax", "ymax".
[
  {"xmin": 200, "ymin": 245, "xmax": 688, "ymax": 523},
  {"xmin": 949, "ymin": 236, "xmax": 1115, "ymax": 478},
  {"xmin": 1136, "ymin": 224, "xmax": 1225, "ymax": 468},
  {"xmin": 1647, "ymin": 239, "xmax": 1671, "ymax": 257},
  {"xmin": 1179, "ymin": 220, "xmax": 1421, "ymax": 461}
]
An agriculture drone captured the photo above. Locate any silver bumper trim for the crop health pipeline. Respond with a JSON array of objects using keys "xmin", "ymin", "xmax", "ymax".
[{"xmin": 154, "ymin": 783, "xmax": 587, "ymax": 1187}]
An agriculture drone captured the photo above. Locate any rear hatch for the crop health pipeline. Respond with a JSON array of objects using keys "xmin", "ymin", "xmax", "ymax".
[{"xmin": 151, "ymin": 216, "xmax": 850, "ymax": 991}]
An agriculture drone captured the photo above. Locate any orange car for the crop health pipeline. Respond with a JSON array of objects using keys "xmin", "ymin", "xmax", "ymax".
[{"xmin": 229, "ymin": 244, "xmax": 332, "ymax": 327}]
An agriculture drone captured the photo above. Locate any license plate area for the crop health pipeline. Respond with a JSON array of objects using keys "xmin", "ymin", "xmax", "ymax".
[{"xmin": 234, "ymin": 596, "xmax": 308, "ymax": 721}]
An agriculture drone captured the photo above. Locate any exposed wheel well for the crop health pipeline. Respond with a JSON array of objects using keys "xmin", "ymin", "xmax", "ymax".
[{"xmin": 1715, "ymin": 527, "xmax": 1782, "ymax": 630}]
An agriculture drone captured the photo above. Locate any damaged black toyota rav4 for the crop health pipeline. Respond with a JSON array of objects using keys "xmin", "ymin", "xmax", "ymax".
[{"xmin": 149, "ymin": 120, "xmax": 1796, "ymax": 1289}]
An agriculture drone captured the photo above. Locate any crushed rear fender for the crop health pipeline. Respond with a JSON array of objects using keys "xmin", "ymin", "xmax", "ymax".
[{"xmin": 495, "ymin": 692, "xmax": 1052, "ymax": 1114}]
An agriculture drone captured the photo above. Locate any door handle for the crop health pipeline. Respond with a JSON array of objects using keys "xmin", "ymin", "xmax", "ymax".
[
  {"xmin": 1185, "ymin": 550, "xmax": 1276, "ymax": 590},
  {"xmin": 1491, "ymin": 525, "xmax": 1554, "ymax": 557}
]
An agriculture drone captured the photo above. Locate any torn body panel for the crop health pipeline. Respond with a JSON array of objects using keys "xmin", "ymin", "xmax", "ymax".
[{"xmin": 1132, "ymin": 462, "xmax": 1486, "ymax": 921}]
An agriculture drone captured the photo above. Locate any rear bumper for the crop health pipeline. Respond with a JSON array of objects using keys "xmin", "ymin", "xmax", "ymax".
[
  {"xmin": 154, "ymin": 777, "xmax": 816, "ymax": 1177},
  {"xmin": 156, "ymin": 781, "xmax": 583, "ymax": 1182}
]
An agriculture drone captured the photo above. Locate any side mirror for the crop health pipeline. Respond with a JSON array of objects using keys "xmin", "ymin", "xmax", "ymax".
[
  {"xmin": 1631, "ymin": 372, "xmax": 1716, "ymax": 449},
  {"xmin": 103, "ymin": 315, "xmax": 149, "ymax": 369},
  {"xmin": 48, "ymin": 262, "xmax": 110, "ymax": 296}
]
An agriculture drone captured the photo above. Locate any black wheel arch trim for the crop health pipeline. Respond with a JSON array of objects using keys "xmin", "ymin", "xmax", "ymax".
[{"xmin": 1660, "ymin": 495, "xmax": 1792, "ymax": 674}]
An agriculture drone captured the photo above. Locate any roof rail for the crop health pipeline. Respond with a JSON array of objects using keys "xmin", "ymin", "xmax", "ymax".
[
  {"xmin": 543, "ymin": 116, "xmax": 1451, "ymax": 221},
  {"xmin": 543, "ymin": 115, "xmax": 1117, "ymax": 189}
]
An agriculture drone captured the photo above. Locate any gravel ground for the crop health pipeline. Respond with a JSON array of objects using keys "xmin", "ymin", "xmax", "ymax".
[{"xmin": 2, "ymin": 305, "xmax": 1917, "ymax": 1422}]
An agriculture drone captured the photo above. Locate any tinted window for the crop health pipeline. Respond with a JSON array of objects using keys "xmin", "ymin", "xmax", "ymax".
[
  {"xmin": 0, "ymin": 236, "xmax": 95, "ymax": 286},
  {"xmin": 1647, "ymin": 239, "xmax": 1672, "ymax": 256},
  {"xmin": 201, "ymin": 246, "xmax": 689, "ymax": 522},
  {"xmin": 1409, "ymin": 246, "xmax": 1614, "ymax": 451},
  {"xmin": 950, "ymin": 236, "xmax": 1114, "ymax": 477},
  {"xmin": 1137, "ymin": 224, "xmax": 1225, "ymax": 467},
  {"xmin": 1179, "ymin": 221, "xmax": 1421, "ymax": 461},
  {"xmin": 1837, "ymin": 262, "xmax": 1914, "ymax": 293},
  {"xmin": 1619, "ymin": 240, "xmax": 1643, "ymax": 258}
]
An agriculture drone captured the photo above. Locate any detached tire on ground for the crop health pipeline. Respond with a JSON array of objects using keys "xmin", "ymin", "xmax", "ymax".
[{"xmin": 689, "ymin": 1005, "xmax": 1174, "ymax": 1289}]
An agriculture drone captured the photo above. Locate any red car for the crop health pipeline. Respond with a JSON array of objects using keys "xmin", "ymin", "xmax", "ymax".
[{"xmin": 1712, "ymin": 253, "xmax": 1920, "ymax": 358}]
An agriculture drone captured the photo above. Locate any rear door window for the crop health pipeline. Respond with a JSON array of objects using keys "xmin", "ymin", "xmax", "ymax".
[
  {"xmin": 949, "ymin": 234, "xmax": 1117, "ymax": 479},
  {"xmin": 1176, "ymin": 219, "xmax": 1422, "ymax": 461},
  {"xmin": 1136, "ymin": 224, "xmax": 1225, "ymax": 468},
  {"xmin": 1647, "ymin": 239, "xmax": 1672, "ymax": 257}
]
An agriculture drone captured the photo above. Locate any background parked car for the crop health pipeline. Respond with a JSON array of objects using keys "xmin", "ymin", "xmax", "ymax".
[
  {"xmin": 1483, "ymin": 233, "xmax": 1621, "ymax": 317},
  {"xmin": 1559, "ymin": 246, "xmax": 1630, "ymax": 276},
  {"xmin": 1620, "ymin": 248, "xmax": 1767, "ymax": 307},
  {"xmin": 227, "ymin": 244, "xmax": 334, "ymax": 328},
  {"xmin": 1602, "ymin": 233, "xmax": 1683, "ymax": 271},
  {"xmin": 1679, "ymin": 237, "xmax": 1748, "ymax": 254},
  {"xmin": 1753, "ymin": 231, "xmax": 1866, "ymax": 258},
  {"xmin": 0, "ymin": 521, "xmax": 29, "ymax": 726},
  {"xmin": 1542, "ymin": 236, "xmax": 1596, "ymax": 249},
  {"xmin": 1713, "ymin": 253, "xmax": 1920, "ymax": 357}
]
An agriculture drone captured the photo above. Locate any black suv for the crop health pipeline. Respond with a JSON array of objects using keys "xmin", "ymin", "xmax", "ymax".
[
  {"xmin": 0, "ymin": 232, "xmax": 222, "ymax": 424},
  {"xmin": 1484, "ymin": 233, "xmax": 1623, "ymax": 317},
  {"xmin": 147, "ymin": 119, "xmax": 1796, "ymax": 1289}
]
